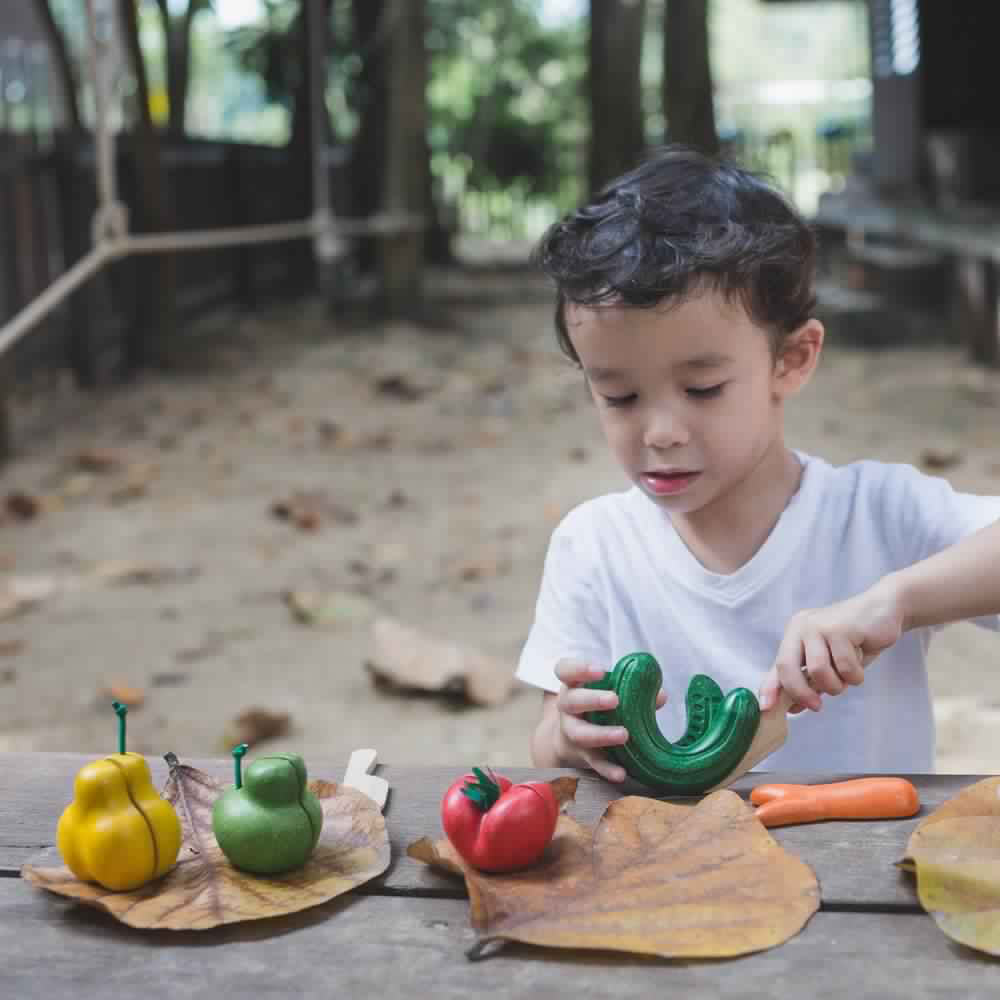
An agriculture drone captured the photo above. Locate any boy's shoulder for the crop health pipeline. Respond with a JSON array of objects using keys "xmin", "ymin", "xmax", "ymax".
[
  {"xmin": 805, "ymin": 452, "xmax": 957, "ymax": 507},
  {"xmin": 551, "ymin": 486, "xmax": 647, "ymax": 540}
]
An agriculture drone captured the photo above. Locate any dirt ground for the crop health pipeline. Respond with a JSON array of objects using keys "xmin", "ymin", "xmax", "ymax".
[{"xmin": 3, "ymin": 267, "xmax": 1000, "ymax": 774}]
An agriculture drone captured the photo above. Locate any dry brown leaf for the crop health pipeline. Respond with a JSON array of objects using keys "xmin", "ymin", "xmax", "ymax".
[
  {"xmin": 899, "ymin": 775, "xmax": 1000, "ymax": 954},
  {"xmin": 22, "ymin": 755, "xmax": 390, "ymax": 930},
  {"xmin": 365, "ymin": 616, "xmax": 515, "ymax": 706},
  {"xmin": 74, "ymin": 447, "xmax": 123, "ymax": 473},
  {"xmin": 224, "ymin": 707, "xmax": 292, "ymax": 749},
  {"xmin": 110, "ymin": 462, "xmax": 159, "ymax": 503},
  {"xmin": 447, "ymin": 547, "xmax": 511, "ymax": 583},
  {"xmin": 284, "ymin": 589, "xmax": 374, "ymax": 628},
  {"xmin": 0, "ymin": 575, "xmax": 58, "ymax": 620},
  {"xmin": 92, "ymin": 561, "xmax": 200, "ymax": 586},
  {"xmin": 919, "ymin": 448, "xmax": 963, "ymax": 471},
  {"xmin": 0, "ymin": 638, "xmax": 25, "ymax": 657},
  {"xmin": 61, "ymin": 473, "xmax": 96, "ymax": 499},
  {"xmin": 409, "ymin": 790, "xmax": 818, "ymax": 960},
  {"xmin": 373, "ymin": 372, "xmax": 437, "ymax": 401},
  {"xmin": 271, "ymin": 490, "xmax": 359, "ymax": 531},
  {"xmin": 5, "ymin": 492, "xmax": 44, "ymax": 520},
  {"xmin": 100, "ymin": 683, "xmax": 145, "ymax": 709}
]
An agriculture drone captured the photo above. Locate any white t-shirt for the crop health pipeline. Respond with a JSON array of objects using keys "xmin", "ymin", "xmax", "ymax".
[{"xmin": 517, "ymin": 453, "xmax": 1000, "ymax": 773}]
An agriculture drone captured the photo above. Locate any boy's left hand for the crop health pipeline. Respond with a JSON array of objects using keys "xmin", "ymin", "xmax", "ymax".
[{"xmin": 758, "ymin": 579, "xmax": 905, "ymax": 713}]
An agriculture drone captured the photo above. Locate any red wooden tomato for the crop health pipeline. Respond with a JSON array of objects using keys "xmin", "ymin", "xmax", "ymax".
[{"xmin": 440, "ymin": 767, "xmax": 559, "ymax": 873}]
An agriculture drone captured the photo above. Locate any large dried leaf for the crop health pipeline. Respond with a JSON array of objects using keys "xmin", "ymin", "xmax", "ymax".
[
  {"xmin": 900, "ymin": 775, "xmax": 1000, "ymax": 955},
  {"xmin": 365, "ymin": 616, "xmax": 515, "ymax": 706},
  {"xmin": 22, "ymin": 756, "xmax": 390, "ymax": 930},
  {"xmin": 409, "ymin": 789, "xmax": 818, "ymax": 959}
]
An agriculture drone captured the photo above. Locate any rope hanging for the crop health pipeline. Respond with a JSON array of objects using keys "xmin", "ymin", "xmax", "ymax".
[{"xmin": 0, "ymin": 0, "xmax": 421, "ymax": 359}]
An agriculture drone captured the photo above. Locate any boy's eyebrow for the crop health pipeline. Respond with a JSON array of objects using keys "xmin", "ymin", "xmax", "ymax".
[
  {"xmin": 585, "ymin": 353, "xmax": 734, "ymax": 381},
  {"xmin": 674, "ymin": 352, "xmax": 734, "ymax": 371}
]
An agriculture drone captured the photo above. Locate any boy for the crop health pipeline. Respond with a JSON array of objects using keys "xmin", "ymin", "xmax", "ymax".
[{"xmin": 518, "ymin": 145, "xmax": 1000, "ymax": 782}]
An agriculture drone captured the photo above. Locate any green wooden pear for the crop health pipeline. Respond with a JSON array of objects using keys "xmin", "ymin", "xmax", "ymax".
[{"xmin": 212, "ymin": 747, "xmax": 323, "ymax": 875}]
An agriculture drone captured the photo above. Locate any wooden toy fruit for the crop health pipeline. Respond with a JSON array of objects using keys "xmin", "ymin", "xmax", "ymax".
[
  {"xmin": 441, "ymin": 767, "xmax": 558, "ymax": 873},
  {"xmin": 585, "ymin": 652, "xmax": 761, "ymax": 795},
  {"xmin": 212, "ymin": 745, "xmax": 323, "ymax": 875},
  {"xmin": 57, "ymin": 702, "xmax": 182, "ymax": 891}
]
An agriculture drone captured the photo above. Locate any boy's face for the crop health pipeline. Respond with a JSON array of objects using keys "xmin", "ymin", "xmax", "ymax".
[{"xmin": 564, "ymin": 289, "xmax": 820, "ymax": 522}]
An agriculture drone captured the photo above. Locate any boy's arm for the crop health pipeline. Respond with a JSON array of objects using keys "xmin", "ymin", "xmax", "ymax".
[
  {"xmin": 892, "ymin": 516, "xmax": 1000, "ymax": 630},
  {"xmin": 760, "ymin": 516, "xmax": 1000, "ymax": 711}
]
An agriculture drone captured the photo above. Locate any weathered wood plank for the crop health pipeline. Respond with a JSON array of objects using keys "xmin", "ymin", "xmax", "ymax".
[
  {"xmin": 2, "ymin": 880, "xmax": 999, "ymax": 999},
  {"xmin": 0, "ymin": 754, "xmax": 983, "ymax": 908}
]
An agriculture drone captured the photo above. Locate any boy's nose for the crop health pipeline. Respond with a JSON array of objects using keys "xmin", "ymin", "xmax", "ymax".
[{"xmin": 643, "ymin": 412, "xmax": 688, "ymax": 449}]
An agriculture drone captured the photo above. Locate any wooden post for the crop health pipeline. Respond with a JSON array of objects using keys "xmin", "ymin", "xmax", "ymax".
[{"xmin": 955, "ymin": 254, "xmax": 999, "ymax": 367}]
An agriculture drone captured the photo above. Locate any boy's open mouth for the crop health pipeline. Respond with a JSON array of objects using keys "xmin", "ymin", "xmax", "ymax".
[{"xmin": 642, "ymin": 470, "xmax": 701, "ymax": 496}]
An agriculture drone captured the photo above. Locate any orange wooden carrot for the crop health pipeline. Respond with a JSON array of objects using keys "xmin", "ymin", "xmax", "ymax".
[{"xmin": 750, "ymin": 777, "xmax": 920, "ymax": 828}]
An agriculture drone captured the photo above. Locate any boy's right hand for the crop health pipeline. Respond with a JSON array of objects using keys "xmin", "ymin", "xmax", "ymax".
[{"xmin": 548, "ymin": 658, "xmax": 667, "ymax": 783}]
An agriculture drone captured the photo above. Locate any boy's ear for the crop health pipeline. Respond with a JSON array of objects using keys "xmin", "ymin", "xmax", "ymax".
[{"xmin": 773, "ymin": 319, "xmax": 824, "ymax": 397}]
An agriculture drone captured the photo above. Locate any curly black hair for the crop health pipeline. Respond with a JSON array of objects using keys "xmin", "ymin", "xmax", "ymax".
[{"xmin": 533, "ymin": 145, "xmax": 817, "ymax": 363}]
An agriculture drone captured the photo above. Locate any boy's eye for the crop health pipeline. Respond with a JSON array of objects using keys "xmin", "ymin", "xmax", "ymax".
[
  {"xmin": 601, "ymin": 393, "xmax": 637, "ymax": 408},
  {"xmin": 686, "ymin": 383, "xmax": 725, "ymax": 399}
]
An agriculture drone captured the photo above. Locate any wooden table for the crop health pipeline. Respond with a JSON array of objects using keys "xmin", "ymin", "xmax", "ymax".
[{"xmin": 2, "ymin": 753, "xmax": 999, "ymax": 998}]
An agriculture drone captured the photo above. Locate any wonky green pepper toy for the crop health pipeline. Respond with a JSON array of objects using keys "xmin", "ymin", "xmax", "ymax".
[
  {"xmin": 57, "ymin": 702, "xmax": 182, "ymax": 891},
  {"xmin": 212, "ymin": 745, "xmax": 323, "ymax": 875}
]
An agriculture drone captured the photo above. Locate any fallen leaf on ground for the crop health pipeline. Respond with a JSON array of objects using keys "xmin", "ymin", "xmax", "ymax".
[
  {"xmin": 152, "ymin": 671, "xmax": 191, "ymax": 687},
  {"xmin": 284, "ymin": 589, "xmax": 374, "ymax": 628},
  {"xmin": 109, "ymin": 462, "xmax": 159, "ymax": 503},
  {"xmin": 91, "ymin": 561, "xmax": 200, "ymax": 586},
  {"xmin": 22, "ymin": 754, "xmax": 390, "ymax": 930},
  {"xmin": 223, "ymin": 707, "xmax": 292, "ymax": 749},
  {"xmin": 61, "ymin": 474, "xmax": 96, "ymax": 499},
  {"xmin": 99, "ymin": 684, "xmax": 145, "ymax": 709},
  {"xmin": 271, "ymin": 490, "xmax": 359, "ymax": 531},
  {"xmin": 446, "ymin": 548, "xmax": 512, "ymax": 583},
  {"xmin": 0, "ymin": 639, "xmax": 25, "ymax": 657},
  {"xmin": 373, "ymin": 372, "xmax": 436, "ymax": 401},
  {"xmin": 5, "ymin": 492, "xmax": 44, "ymax": 520},
  {"xmin": 0, "ymin": 575, "xmax": 58, "ymax": 620},
  {"xmin": 73, "ymin": 447, "xmax": 123, "ymax": 473},
  {"xmin": 364, "ymin": 617, "xmax": 515, "ymax": 706},
  {"xmin": 919, "ymin": 448, "xmax": 963, "ymax": 471},
  {"xmin": 899, "ymin": 775, "xmax": 1000, "ymax": 955},
  {"xmin": 409, "ymin": 790, "xmax": 818, "ymax": 959}
]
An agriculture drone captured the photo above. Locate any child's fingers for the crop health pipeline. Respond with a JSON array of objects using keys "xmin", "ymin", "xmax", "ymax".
[
  {"xmin": 558, "ymin": 685, "xmax": 618, "ymax": 716},
  {"xmin": 803, "ymin": 633, "xmax": 843, "ymax": 698},
  {"xmin": 772, "ymin": 635, "xmax": 821, "ymax": 712},
  {"xmin": 554, "ymin": 658, "xmax": 608, "ymax": 687},
  {"xmin": 581, "ymin": 749, "xmax": 626, "ymax": 783},
  {"xmin": 560, "ymin": 712, "xmax": 629, "ymax": 750},
  {"xmin": 828, "ymin": 635, "xmax": 864, "ymax": 686},
  {"xmin": 656, "ymin": 689, "xmax": 667, "ymax": 709}
]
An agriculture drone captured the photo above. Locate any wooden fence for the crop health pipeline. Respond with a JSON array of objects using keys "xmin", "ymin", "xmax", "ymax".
[{"xmin": 0, "ymin": 133, "xmax": 351, "ymax": 393}]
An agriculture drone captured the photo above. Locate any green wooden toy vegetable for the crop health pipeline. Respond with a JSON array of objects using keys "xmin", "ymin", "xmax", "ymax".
[
  {"xmin": 585, "ymin": 652, "xmax": 761, "ymax": 795},
  {"xmin": 212, "ymin": 748, "xmax": 323, "ymax": 875}
]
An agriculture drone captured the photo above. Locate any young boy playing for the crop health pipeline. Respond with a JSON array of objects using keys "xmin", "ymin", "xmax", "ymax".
[{"xmin": 517, "ymin": 145, "xmax": 1000, "ymax": 783}]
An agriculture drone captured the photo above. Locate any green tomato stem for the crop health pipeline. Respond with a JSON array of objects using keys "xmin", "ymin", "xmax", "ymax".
[
  {"xmin": 112, "ymin": 701, "xmax": 127, "ymax": 754},
  {"xmin": 232, "ymin": 743, "xmax": 249, "ymax": 789}
]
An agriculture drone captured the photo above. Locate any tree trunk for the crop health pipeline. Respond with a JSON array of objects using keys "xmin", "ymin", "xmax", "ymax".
[
  {"xmin": 350, "ymin": 0, "xmax": 388, "ymax": 274},
  {"xmin": 376, "ymin": 0, "xmax": 428, "ymax": 316},
  {"xmin": 286, "ymin": 0, "xmax": 334, "ymax": 293},
  {"xmin": 663, "ymin": 0, "xmax": 718, "ymax": 155},
  {"xmin": 118, "ymin": 0, "xmax": 176, "ymax": 369},
  {"xmin": 32, "ymin": 0, "xmax": 82, "ymax": 133},
  {"xmin": 154, "ymin": 0, "xmax": 204, "ymax": 138},
  {"xmin": 588, "ymin": 0, "xmax": 647, "ymax": 194}
]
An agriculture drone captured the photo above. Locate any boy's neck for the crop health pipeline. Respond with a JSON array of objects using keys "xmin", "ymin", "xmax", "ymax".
[{"xmin": 667, "ymin": 443, "xmax": 803, "ymax": 576}]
